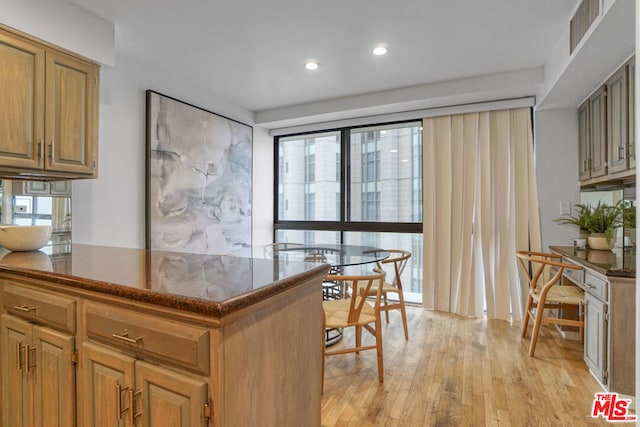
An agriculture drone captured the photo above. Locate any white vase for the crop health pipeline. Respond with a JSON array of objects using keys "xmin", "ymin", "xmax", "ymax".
[{"xmin": 587, "ymin": 233, "xmax": 616, "ymax": 250}]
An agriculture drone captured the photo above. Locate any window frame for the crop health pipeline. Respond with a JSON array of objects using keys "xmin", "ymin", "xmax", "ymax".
[{"xmin": 273, "ymin": 119, "xmax": 423, "ymax": 240}]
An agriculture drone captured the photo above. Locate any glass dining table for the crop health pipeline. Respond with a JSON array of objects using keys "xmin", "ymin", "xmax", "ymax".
[{"xmin": 263, "ymin": 243, "xmax": 390, "ymax": 345}]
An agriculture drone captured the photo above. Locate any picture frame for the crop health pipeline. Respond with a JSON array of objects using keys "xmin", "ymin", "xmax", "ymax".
[{"xmin": 145, "ymin": 90, "xmax": 252, "ymax": 254}]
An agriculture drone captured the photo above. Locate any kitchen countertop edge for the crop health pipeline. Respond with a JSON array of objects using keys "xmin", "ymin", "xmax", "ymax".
[
  {"xmin": 0, "ymin": 262, "xmax": 332, "ymax": 317},
  {"xmin": 549, "ymin": 245, "xmax": 636, "ymax": 278}
]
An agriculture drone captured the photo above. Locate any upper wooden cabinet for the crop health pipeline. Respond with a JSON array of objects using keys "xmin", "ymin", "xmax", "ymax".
[
  {"xmin": 578, "ymin": 57, "xmax": 635, "ymax": 185},
  {"xmin": 607, "ymin": 65, "xmax": 629, "ymax": 174},
  {"xmin": 578, "ymin": 86, "xmax": 607, "ymax": 181},
  {"xmin": 0, "ymin": 25, "xmax": 99, "ymax": 179}
]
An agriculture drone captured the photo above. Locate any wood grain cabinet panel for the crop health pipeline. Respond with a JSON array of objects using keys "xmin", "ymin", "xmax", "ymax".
[
  {"xmin": 2, "ymin": 281, "xmax": 77, "ymax": 334},
  {"xmin": 0, "ymin": 27, "xmax": 45, "ymax": 170},
  {"xmin": 1, "ymin": 313, "xmax": 75, "ymax": 427},
  {"xmin": 606, "ymin": 65, "xmax": 629, "ymax": 174},
  {"xmin": 0, "ymin": 24, "xmax": 99, "ymax": 179},
  {"xmin": 85, "ymin": 302, "xmax": 210, "ymax": 375},
  {"xmin": 589, "ymin": 86, "xmax": 608, "ymax": 179},
  {"xmin": 578, "ymin": 100, "xmax": 591, "ymax": 181},
  {"xmin": 45, "ymin": 51, "xmax": 98, "ymax": 176}
]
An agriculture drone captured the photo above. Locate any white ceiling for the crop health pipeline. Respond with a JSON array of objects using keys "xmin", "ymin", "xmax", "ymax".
[{"xmin": 70, "ymin": 0, "xmax": 580, "ymax": 116}]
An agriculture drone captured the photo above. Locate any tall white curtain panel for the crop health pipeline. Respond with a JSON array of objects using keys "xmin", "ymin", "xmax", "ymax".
[{"xmin": 422, "ymin": 107, "xmax": 541, "ymax": 320}]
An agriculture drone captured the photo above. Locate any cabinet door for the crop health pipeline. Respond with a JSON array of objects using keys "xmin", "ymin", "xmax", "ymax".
[
  {"xmin": 578, "ymin": 100, "xmax": 591, "ymax": 181},
  {"xmin": 32, "ymin": 325, "xmax": 75, "ymax": 427},
  {"xmin": 135, "ymin": 361, "xmax": 209, "ymax": 427},
  {"xmin": 0, "ymin": 28, "xmax": 45, "ymax": 170},
  {"xmin": 80, "ymin": 342, "xmax": 135, "ymax": 427},
  {"xmin": 589, "ymin": 87, "xmax": 608, "ymax": 178},
  {"xmin": 45, "ymin": 51, "xmax": 99, "ymax": 176},
  {"xmin": 607, "ymin": 66, "xmax": 629, "ymax": 174},
  {"xmin": 628, "ymin": 58, "xmax": 635, "ymax": 170},
  {"xmin": 584, "ymin": 292, "xmax": 608, "ymax": 385},
  {"xmin": 50, "ymin": 180, "xmax": 72, "ymax": 196},
  {"xmin": 1, "ymin": 314, "xmax": 32, "ymax": 427},
  {"xmin": 24, "ymin": 180, "xmax": 50, "ymax": 195}
]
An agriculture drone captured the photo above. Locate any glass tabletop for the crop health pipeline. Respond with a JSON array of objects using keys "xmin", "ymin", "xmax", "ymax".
[{"xmin": 270, "ymin": 244, "xmax": 390, "ymax": 268}]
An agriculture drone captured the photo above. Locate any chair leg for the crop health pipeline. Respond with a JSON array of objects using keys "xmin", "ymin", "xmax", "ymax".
[
  {"xmin": 529, "ymin": 300, "xmax": 545, "ymax": 357},
  {"xmin": 383, "ymin": 293, "xmax": 390, "ymax": 323},
  {"xmin": 521, "ymin": 295, "xmax": 533, "ymax": 338},
  {"xmin": 355, "ymin": 325, "xmax": 362, "ymax": 354},
  {"xmin": 374, "ymin": 316, "xmax": 384, "ymax": 383},
  {"xmin": 579, "ymin": 301, "xmax": 584, "ymax": 344},
  {"xmin": 398, "ymin": 292, "xmax": 409, "ymax": 341}
]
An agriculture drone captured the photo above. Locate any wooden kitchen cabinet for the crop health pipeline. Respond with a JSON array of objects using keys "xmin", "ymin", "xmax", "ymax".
[
  {"xmin": 578, "ymin": 56, "xmax": 636, "ymax": 184},
  {"xmin": 584, "ymin": 290, "xmax": 607, "ymax": 385},
  {"xmin": 578, "ymin": 87, "xmax": 608, "ymax": 181},
  {"xmin": 606, "ymin": 65, "xmax": 629, "ymax": 174},
  {"xmin": 1, "ymin": 314, "xmax": 75, "ymax": 427},
  {"xmin": 588, "ymin": 87, "xmax": 608, "ymax": 179},
  {"xmin": 81, "ymin": 342, "xmax": 208, "ymax": 427},
  {"xmin": 553, "ymin": 247, "xmax": 636, "ymax": 397},
  {"xmin": 578, "ymin": 100, "xmax": 591, "ymax": 181},
  {"xmin": 0, "ymin": 25, "xmax": 99, "ymax": 180},
  {"xmin": 0, "ymin": 247, "xmax": 328, "ymax": 427}
]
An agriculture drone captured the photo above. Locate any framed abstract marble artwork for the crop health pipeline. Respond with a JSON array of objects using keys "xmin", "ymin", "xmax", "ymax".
[{"xmin": 145, "ymin": 90, "xmax": 252, "ymax": 254}]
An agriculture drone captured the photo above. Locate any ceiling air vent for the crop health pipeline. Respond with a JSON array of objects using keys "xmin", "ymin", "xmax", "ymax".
[{"xmin": 570, "ymin": 0, "xmax": 600, "ymax": 54}]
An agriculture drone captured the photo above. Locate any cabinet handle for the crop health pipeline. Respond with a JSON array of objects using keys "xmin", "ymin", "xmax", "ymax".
[
  {"xmin": 23, "ymin": 344, "xmax": 35, "ymax": 371},
  {"xmin": 116, "ymin": 384, "xmax": 130, "ymax": 420},
  {"xmin": 48, "ymin": 142, "xmax": 53, "ymax": 160},
  {"xmin": 112, "ymin": 332, "xmax": 142, "ymax": 344},
  {"xmin": 37, "ymin": 140, "xmax": 43, "ymax": 159},
  {"xmin": 129, "ymin": 389, "xmax": 142, "ymax": 425},
  {"xmin": 13, "ymin": 305, "xmax": 36, "ymax": 312},
  {"xmin": 619, "ymin": 145, "xmax": 625, "ymax": 159},
  {"xmin": 16, "ymin": 343, "xmax": 25, "ymax": 371}
]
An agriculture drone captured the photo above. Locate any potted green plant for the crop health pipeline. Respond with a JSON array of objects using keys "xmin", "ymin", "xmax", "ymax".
[
  {"xmin": 553, "ymin": 203, "xmax": 593, "ymax": 238},
  {"xmin": 622, "ymin": 201, "xmax": 636, "ymax": 247},
  {"xmin": 585, "ymin": 201, "xmax": 624, "ymax": 250}
]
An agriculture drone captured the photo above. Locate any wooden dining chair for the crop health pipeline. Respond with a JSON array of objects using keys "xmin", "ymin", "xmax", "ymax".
[
  {"xmin": 369, "ymin": 249, "xmax": 412, "ymax": 340},
  {"xmin": 322, "ymin": 268, "xmax": 386, "ymax": 389},
  {"xmin": 516, "ymin": 250, "xmax": 585, "ymax": 357},
  {"xmin": 263, "ymin": 242, "xmax": 302, "ymax": 257}
]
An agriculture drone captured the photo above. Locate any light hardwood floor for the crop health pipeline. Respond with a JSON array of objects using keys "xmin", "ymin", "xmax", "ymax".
[{"xmin": 321, "ymin": 306, "xmax": 613, "ymax": 426}]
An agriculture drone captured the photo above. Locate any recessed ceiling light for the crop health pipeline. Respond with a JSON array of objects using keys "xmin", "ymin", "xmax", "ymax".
[
  {"xmin": 373, "ymin": 46, "xmax": 387, "ymax": 56},
  {"xmin": 305, "ymin": 61, "xmax": 318, "ymax": 70}
]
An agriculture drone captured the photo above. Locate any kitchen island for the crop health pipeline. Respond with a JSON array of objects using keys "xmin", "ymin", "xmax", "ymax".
[{"xmin": 0, "ymin": 244, "xmax": 330, "ymax": 427}]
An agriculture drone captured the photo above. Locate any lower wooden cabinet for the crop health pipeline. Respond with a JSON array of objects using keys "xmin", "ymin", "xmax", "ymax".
[
  {"xmin": 1, "ymin": 313, "xmax": 75, "ymax": 427},
  {"xmin": 0, "ymin": 263, "xmax": 325, "ymax": 427},
  {"xmin": 584, "ymin": 291, "xmax": 607, "ymax": 384},
  {"xmin": 80, "ymin": 342, "xmax": 209, "ymax": 427}
]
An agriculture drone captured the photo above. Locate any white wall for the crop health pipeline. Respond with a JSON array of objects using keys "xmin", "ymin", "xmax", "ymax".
[
  {"xmin": 72, "ymin": 52, "xmax": 256, "ymax": 249},
  {"xmin": 533, "ymin": 108, "xmax": 580, "ymax": 250},
  {"xmin": 0, "ymin": 0, "xmax": 114, "ymax": 66},
  {"xmin": 252, "ymin": 127, "xmax": 274, "ymax": 245}
]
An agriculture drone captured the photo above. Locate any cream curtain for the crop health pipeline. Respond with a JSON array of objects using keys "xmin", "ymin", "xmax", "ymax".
[{"xmin": 422, "ymin": 107, "xmax": 541, "ymax": 320}]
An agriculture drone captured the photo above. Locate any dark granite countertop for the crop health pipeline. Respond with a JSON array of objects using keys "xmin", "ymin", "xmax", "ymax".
[
  {"xmin": 0, "ymin": 244, "xmax": 331, "ymax": 316},
  {"xmin": 549, "ymin": 245, "xmax": 636, "ymax": 278}
]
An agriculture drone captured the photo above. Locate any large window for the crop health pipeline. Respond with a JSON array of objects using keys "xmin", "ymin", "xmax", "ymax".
[{"xmin": 275, "ymin": 121, "xmax": 423, "ymax": 302}]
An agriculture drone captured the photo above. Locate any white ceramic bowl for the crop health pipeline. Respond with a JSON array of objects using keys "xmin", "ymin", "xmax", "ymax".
[{"xmin": 0, "ymin": 225, "xmax": 52, "ymax": 251}]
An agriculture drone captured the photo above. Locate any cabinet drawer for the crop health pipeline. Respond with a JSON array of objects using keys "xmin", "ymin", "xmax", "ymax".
[
  {"xmin": 85, "ymin": 302, "xmax": 210, "ymax": 375},
  {"xmin": 584, "ymin": 270, "xmax": 608, "ymax": 301},
  {"xmin": 2, "ymin": 281, "xmax": 76, "ymax": 333},
  {"xmin": 562, "ymin": 259, "xmax": 584, "ymax": 286}
]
